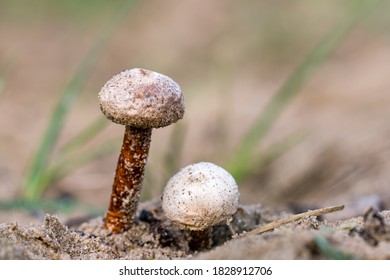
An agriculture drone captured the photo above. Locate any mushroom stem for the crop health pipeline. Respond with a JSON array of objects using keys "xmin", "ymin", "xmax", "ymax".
[
  {"xmin": 188, "ymin": 228, "xmax": 212, "ymax": 252},
  {"xmin": 105, "ymin": 125, "xmax": 152, "ymax": 232}
]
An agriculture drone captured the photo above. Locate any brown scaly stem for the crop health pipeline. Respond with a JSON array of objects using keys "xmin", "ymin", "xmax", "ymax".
[{"xmin": 104, "ymin": 126, "xmax": 152, "ymax": 233}]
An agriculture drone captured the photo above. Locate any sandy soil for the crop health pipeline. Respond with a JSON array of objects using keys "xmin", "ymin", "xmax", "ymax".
[{"xmin": 1, "ymin": 199, "xmax": 390, "ymax": 260}]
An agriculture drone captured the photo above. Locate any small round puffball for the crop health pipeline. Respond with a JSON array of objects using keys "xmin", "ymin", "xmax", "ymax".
[{"xmin": 162, "ymin": 162, "xmax": 239, "ymax": 231}]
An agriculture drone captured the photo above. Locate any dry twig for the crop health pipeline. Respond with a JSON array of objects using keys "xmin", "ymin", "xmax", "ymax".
[{"xmin": 242, "ymin": 205, "xmax": 345, "ymax": 237}]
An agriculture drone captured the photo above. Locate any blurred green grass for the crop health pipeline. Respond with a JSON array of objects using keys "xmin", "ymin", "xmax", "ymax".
[
  {"xmin": 314, "ymin": 236, "xmax": 355, "ymax": 259},
  {"xmin": 227, "ymin": 0, "xmax": 379, "ymax": 181},
  {"xmin": 0, "ymin": 0, "xmax": 116, "ymax": 22},
  {"xmin": 0, "ymin": 77, "xmax": 4, "ymax": 98},
  {"xmin": 0, "ymin": 62, "xmax": 7, "ymax": 98},
  {"xmin": 22, "ymin": 0, "xmax": 138, "ymax": 201}
]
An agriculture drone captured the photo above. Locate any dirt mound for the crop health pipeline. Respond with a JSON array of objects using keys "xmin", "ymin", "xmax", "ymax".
[{"xmin": 1, "ymin": 200, "xmax": 390, "ymax": 260}]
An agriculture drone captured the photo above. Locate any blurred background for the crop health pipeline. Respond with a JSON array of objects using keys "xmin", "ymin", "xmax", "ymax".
[{"xmin": 0, "ymin": 0, "xmax": 389, "ymax": 225}]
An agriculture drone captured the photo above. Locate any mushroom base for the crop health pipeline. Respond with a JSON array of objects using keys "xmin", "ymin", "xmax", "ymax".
[{"xmin": 187, "ymin": 228, "xmax": 212, "ymax": 252}]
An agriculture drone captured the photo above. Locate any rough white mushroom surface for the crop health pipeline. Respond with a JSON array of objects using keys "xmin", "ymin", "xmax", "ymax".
[
  {"xmin": 162, "ymin": 162, "xmax": 240, "ymax": 231},
  {"xmin": 98, "ymin": 68, "xmax": 184, "ymax": 128}
]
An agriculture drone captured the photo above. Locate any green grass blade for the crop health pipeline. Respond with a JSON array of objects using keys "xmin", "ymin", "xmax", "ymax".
[
  {"xmin": 314, "ymin": 236, "xmax": 355, "ymax": 260},
  {"xmin": 31, "ymin": 116, "xmax": 110, "ymax": 197},
  {"xmin": 33, "ymin": 138, "xmax": 120, "ymax": 199},
  {"xmin": 0, "ymin": 63, "xmax": 7, "ymax": 98},
  {"xmin": 0, "ymin": 77, "xmax": 4, "ymax": 98},
  {"xmin": 227, "ymin": 0, "xmax": 378, "ymax": 181},
  {"xmin": 0, "ymin": 198, "xmax": 103, "ymax": 215},
  {"xmin": 59, "ymin": 115, "xmax": 109, "ymax": 156},
  {"xmin": 250, "ymin": 130, "xmax": 308, "ymax": 175},
  {"xmin": 22, "ymin": 0, "xmax": 139, "ymax": 200},
  {"xmin": 58, "ymin": 138, "xmax": 120, "ymax": 180}
]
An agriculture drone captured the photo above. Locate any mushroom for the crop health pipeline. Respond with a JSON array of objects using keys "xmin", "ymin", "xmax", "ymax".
[
  {"xmin": 162, "ymin": 162, "xmax": 239, "ymax": 251},
  {"xmin": 98, "ymin": 68, "xmax": 184, "ymax": 233}
]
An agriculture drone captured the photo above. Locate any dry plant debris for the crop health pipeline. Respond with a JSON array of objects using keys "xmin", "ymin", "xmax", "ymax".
[{"xmin": 243, "ymin": 205, "xmax": 345, "ymax": 236}]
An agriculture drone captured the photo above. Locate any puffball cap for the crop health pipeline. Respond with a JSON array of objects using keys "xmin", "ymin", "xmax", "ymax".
[
  {"xmin": 98, "ymin": 68, "xmax": 184, "ymax": 128},
  {"xmin": 162, "ymin": 162, "xmax": 239, "ymax": 231}
]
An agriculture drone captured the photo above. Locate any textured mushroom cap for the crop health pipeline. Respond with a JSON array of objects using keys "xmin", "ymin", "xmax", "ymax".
[
  {"xmin": 162, "ymin": 162, "xmax": 239, "ymax": 231},
  {"xmin": 98, "ymin": 68, "xmax": 184, "ymax": 128}
]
